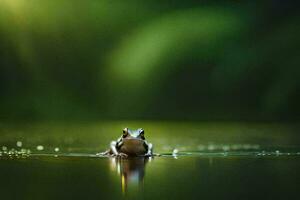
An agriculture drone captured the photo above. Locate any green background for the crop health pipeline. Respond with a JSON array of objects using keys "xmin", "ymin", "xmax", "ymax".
[{"xmin": 0, "ymin": 0, "xmax": 299, "ymax": 121}]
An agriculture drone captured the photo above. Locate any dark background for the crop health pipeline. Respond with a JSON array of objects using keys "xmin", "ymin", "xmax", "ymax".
[{"xmin": 0, "ymin": 0, "xmax": 299, "ymax": 121}]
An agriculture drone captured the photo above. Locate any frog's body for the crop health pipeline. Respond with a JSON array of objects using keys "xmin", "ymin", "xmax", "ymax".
[{"xmin": 103, "ymin": 128, "xmax": 153, "ymax": 157}]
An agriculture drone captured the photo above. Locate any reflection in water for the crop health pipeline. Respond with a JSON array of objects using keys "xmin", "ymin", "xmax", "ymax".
[{"xmin": 109, "ymin": 157, "xmax": 150, "ymax": 194}]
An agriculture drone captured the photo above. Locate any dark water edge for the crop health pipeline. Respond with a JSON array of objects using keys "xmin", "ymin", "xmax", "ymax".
[{"xmin": 1, "ymin": 154, "xmax": 300, "ymax": 200}]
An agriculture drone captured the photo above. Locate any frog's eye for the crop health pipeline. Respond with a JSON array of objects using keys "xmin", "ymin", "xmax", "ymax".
[
  {"xmin": 123, "ymin": 128, "xmax": 128, "ymax": 137},
  {"xmin": 139, "ymin": 129, "xmax": 145, "ymax": 139}
]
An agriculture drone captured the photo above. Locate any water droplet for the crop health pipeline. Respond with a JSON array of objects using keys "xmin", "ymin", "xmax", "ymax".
[
  {"xmin": 208, "ymin": 145, "xmax": 215, "ymax": 151},
  {"xmin": 54, "ymin": 147, "xmax": 59, "ymax": 152},
  {"xmin": 222, "ymin": 145, "xmax": 230, "ymax": 151},
  {"xmin": 36, "ymin": 145, "xmax": 44, "ymax": 151},
  {"xmin": 172, "ymin": 148, "xmax": 179, "ymax": 155},
  {"xmin": 2, "ymin": 146, "xmax": 7, "ymax": 151},
  {"xmin": 16, "ymin": 141, "xmax": 22, "ymax": 147}
]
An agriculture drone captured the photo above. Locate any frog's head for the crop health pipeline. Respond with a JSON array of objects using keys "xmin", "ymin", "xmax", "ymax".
[{"xmin": 122, "ymin": 128, "xmax": 145, "ymax": 140}]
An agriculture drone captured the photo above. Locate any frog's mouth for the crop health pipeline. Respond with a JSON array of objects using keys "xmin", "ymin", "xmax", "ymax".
[{"xmin": 123, "ymin": 138, "xmax": 144, "ymax": 144}]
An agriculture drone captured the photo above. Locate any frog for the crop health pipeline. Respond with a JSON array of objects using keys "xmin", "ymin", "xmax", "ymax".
[{"xmin": 101, "ymin": 128, "xmax": 153, "ymax": 157}]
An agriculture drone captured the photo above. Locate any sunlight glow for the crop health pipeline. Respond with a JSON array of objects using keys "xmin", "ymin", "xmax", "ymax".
[{"xmin": 1, "ymin": 0, "xmax": 27, "ymax": 20}]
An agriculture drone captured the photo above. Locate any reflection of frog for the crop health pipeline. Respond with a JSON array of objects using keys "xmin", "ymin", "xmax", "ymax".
[
  {"xmin": 102, "ymin": 128, "xmax": 153, "ymax": 157},
  {"xmin": 109, "ymin": 157, "xmax": 150, "ymax": 194}
]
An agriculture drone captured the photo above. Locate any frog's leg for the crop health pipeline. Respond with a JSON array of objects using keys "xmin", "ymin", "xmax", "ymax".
[
  {"xmin": 110, "ymin": 141, "xmax": 119, "ymax": 155},
  {"xmin": 111, "ymin": 140, "xmax": 128, "ymax": 158},
  {"xmin": 144, "ymin": 142, "xmax": 153, "ymax": 156},
  {"xmin": 96, "ymin": 140, "xmax": 120, "ymax": 156},
  {"xmin": 96, "ymin": 149, "xmax": 110, "ymax": 156}
]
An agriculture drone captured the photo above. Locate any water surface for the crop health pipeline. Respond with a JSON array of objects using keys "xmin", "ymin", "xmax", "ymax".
[{"xmin": 0, "ymin": 121, "xmax": 299, "ymax": 200}]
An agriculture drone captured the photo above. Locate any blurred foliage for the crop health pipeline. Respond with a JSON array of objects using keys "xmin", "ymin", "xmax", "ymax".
[{"xmin": 0, "ymin": 0, "xmax": 299, "ymax": 121}]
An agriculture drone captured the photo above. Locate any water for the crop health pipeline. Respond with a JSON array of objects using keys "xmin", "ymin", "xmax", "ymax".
[{"xmin": 0, "ymin": 122, "xmax": 299, "ymax": 200}]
